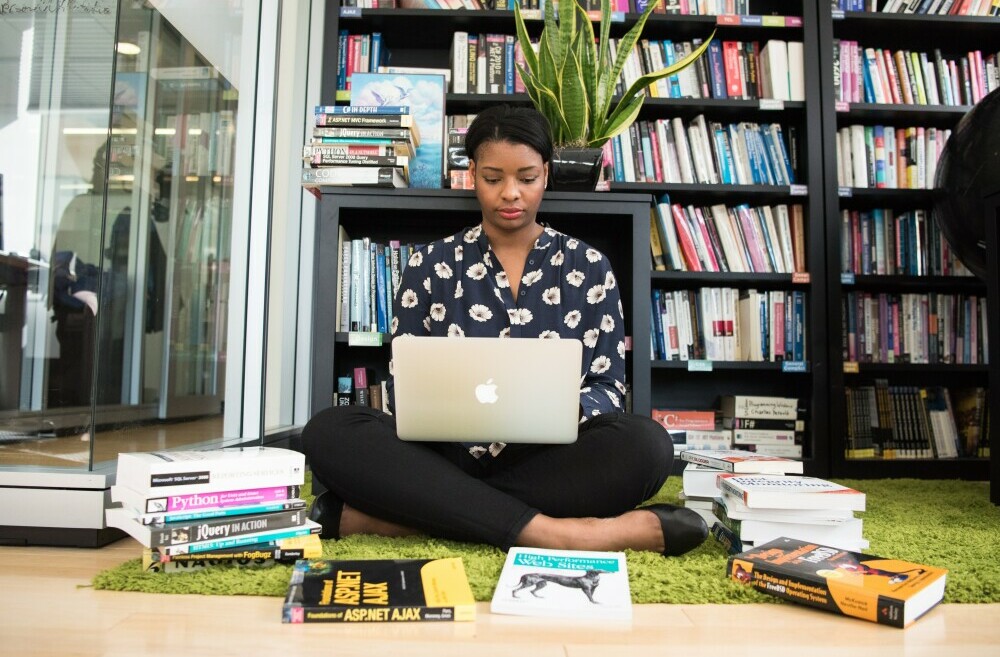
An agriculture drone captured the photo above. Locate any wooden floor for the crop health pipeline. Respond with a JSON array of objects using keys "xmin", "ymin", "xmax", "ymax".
[{"xmin": 1, "ymin": 538, "xmax": 998, "ymax": 657}]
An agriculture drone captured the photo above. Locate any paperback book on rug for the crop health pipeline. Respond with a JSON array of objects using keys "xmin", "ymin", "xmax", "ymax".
[
  {"xmin": 282, "ymin": 558, "xmax": 476, "ymax": 623},
  {"xmin": 727, "ymin": 537, "xmax": 947, "ymax": 628},
  {"xmin": 490, "ymin": 547, "xmax": 632, "ymax": 621}
]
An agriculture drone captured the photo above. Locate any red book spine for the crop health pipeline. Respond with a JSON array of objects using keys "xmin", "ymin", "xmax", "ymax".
[
  {"xmin": 722, "ymin": 41, "xmax": 743, "ymax": 98},
  {"xmin": 671, "ymin": 204, "xmax": 703, "ymax": 272}
]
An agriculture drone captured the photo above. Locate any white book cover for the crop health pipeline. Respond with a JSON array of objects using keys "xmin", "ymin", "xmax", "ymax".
[
  {"xmin": 490, "ymin": 548, "xmax": 632, "ymax": 621},
  {"xmin": 683, "ymin": 463, "xmax": 724, "ymax": 499},
  {"xmin": 720, "ymin": 395, "xmax": 800, "ymax": 420},
  {"xmin": 726, "ymin": 516, "xmax": 865, "ymax": 552},
  {"xmin": 115, "ymin": 447, "xmax": 306, "ymax": 496},
  {"xmin": 787, "ymin": 41, "xmax": 805, "ymax": 101},
  {"xmin": 717, "ymin": 492, "xmax": 856, "ymax": 524},
  {"xmin": 719, "ymin": 474, "xmax": 866, "ymax": 512},
  {"xmin": 680, "ymin": 449, "xmax": 803, "ymax": 474}
]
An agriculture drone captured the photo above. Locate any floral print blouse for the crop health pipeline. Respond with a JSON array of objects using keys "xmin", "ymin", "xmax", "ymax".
[{"xmin": 387, "ymin": 223, "xmax": 627, "ymax": 458}]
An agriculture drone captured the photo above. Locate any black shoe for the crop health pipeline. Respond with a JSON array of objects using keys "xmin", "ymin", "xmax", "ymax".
[
  {"xmin": 308, "ymin": 490, "xmax": 344, "ymax": 540},
  {"xmin": 643, "ymin": 503, "xmax": 708, "ymax": 557}
]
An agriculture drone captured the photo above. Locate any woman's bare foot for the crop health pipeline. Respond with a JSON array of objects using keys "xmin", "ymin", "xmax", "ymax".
[
  {"xmin": 514, "ymin": 509, "xmax": 664, "ymax": 553},
  {"xmin": 338, "ymin": 504, "xmax": 422, "ymax": 538}
]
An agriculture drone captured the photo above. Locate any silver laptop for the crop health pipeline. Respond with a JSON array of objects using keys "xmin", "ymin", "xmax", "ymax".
[{"xmin": 391, "ymin": 336, "xmax": 583, "ymax": 444}]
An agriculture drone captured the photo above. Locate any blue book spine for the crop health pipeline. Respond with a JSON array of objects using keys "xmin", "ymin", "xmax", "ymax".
[
  {"xmin": 505, "ymin": 36, "xmax": 515, "ymax": 95},
  {"xmin": 611, "ymin": 135, "xmax": 625, "ymax": 182},
  {"xmin": 371, "ymin": 32, "xmax": 383, "ymax": 71},
  {"xmin": 759, "ymin": 292, "xmax": 769, "ymax": 361},
  {"xmin": 793, "ymin": 290, "xmax": 805, "ymax": 362},
  {"xmin": 872, "ymin": 208, "xmax": 886, "ymax": 275},
  {"xmin": 350, "ymin": 239, "xmax": 364, "ymax": 331},
  {"xmin": 742, "ymin": 126, "xmax": 764, "ymax": 184},
  {"xmin": 315, "ymin": 104, "xmax": 411, "ymax": 115},
  {"xmin": 755, "ymin": 207, "xmax": 779, "ymax": 272},
  {"xmin": 771, "ymin": 124, "xmax": 795, "ymax": 185},
  {"xmin": 651, "ymin": 290, "xmax": 665, "ymax": 360},
  {"xmin": 383, "ymin": 245, "xmax": 393, "ymax": 330},
  {"xmin": 759, "ymin": 125, "xmax": 786, "ymax": 186},
  {"xmin": 707, "ymin": 40, "xmax": 727, "ymax": 100},
  {"xmin": 662, "ymin": 41, "xmax": 682, "ymax": 98},
  {"xmin": 337, "ymin": 29, "xmax": 349, "ymax": 92},
  {"xmin": 712, "ymin": 127, "xmax": 733, "ymax": 184},
  {"xmin": 862, "ymin": 59, "xmax": 876, "ymax": 104},
  {"xmin": 375, "ymin": 246, "xmax": 388, "ymax": 334},
  {"xmin": 754, "ymin": 126, "xmax": 777, "ymax": 185}
]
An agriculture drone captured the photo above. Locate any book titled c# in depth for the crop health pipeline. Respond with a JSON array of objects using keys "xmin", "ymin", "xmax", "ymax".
[{"xmin": 282, "ymin": 558, "xmax": 475, "ymax": 623}]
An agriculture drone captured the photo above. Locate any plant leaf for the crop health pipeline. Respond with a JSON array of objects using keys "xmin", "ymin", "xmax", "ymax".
[
  {"xmin": 513, "ymin": 4, "xmax": 539, "ymax": 80},
  {"xmin": 591, "ymin": 94, "xmax": 644, "ymax": 147},
  {"xmin": 561, "ymin": 45, "xmax": 590, "ymax": 144}
]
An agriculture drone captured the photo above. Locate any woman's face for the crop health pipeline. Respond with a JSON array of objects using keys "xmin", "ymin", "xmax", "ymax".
[{"xmin": 469, "ymin": 140, "xmax": 548, "ymax": 237}]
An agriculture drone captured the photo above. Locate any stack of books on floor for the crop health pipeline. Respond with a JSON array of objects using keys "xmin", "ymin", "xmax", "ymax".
[
  {"xmin": 106, "ymin": 447, "xmax": 322, "ymax": 573},
  {"xmin": 680, "ymin": 449, "xmax": 867, "ymax": 555},
  {"xmin": 678, "ymin": 447, "xmax": 804, "ymax": 527},
  {"xmin": 301, "ymin": 104, "xmax": 415, "ymax": 189},
  {"xmin": 721, "ymin": 394, "xmax": 804, "ymax": 459}
]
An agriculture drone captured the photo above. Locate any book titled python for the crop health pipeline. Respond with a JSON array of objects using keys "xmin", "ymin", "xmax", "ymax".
[{"xmin": 281, "ymin": 558, "xmax": 475, "ymax": 623}]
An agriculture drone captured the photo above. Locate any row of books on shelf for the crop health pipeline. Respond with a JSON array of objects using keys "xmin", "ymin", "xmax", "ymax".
[
  {"xmin": 605, "ymin": 117, "xmax": 799, "ymax": 186},
  {"xmin": 449, "ymin": 32, "xmax": 527, "ymax": 95},
  {"xmin": 652, "ymin": 200, "xmax": 806, "ymax": 274},
  {"xmin": 839, "ymin": 0, "xmax": 1000, "ymax": 16},
  {"xmin": 336, "ymin": 367, "xmax": 392, "ymax": 411},
  {"xmin": 105, "ymin": 448, "xmax": 323, "ymax": 573},
  {"xmin": 836, "ymin": 124, "xmax": 949, "ymax": 190},
  {"xmin": 834, "ymin": 42, "xmax": 998, "ymax": 107},
  {"xmin": 651, "ymin": 287, "xmax": 807, "ymax": 364},
  {"xmin": 843, "ymin": 291, "xmax": 987, "ymax": 365},
  {"xmin": 839, "ymin": 208, "xmax": 972, "ymax": 276},
  {"xmin": 336, "ymin": 229, "xmax": 422, "ymax": 334},
  {"xmin": 844, "ymin": 382, "xmax": 990, "ymax": 459},
  {"xmin": 642, "ymin": 38, "xmax": 805, "ymax": 102}
]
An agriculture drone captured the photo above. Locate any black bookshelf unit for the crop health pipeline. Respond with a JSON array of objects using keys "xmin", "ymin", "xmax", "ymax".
[
  {"xmin": 313, "ymin": 1, "xmax": 831, "ymax": 478},
  {"xmin": 817, "ymin": 6, "xmax": 996, "ymax": 480},
  {"xmin": 310, "ymin": 189, "xmax": 653, "ymax": 419}
]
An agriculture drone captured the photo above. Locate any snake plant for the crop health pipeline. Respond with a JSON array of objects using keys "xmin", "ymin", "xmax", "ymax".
[{"xmin": 514, "ymin": 0, "xmax": 714, "ymax": 148}]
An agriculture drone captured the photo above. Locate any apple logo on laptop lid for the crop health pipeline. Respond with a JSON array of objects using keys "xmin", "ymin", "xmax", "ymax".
[{"xmin": 475, "ymin": 379, "xmax": 499, "ymax": 404}]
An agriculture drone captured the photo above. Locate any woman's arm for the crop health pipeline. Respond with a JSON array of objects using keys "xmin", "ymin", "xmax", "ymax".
[{"xmin": 578, "ymin": 259, "xmax": 627, "ymax": 418}]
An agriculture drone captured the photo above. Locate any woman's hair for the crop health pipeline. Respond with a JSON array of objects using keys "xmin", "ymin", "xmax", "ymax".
[{"xmin": 464, "ymin": 105, "xmax": 553, "ymax": 164}]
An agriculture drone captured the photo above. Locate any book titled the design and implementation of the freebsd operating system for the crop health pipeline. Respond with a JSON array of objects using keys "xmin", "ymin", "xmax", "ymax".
[
  {"xmin": 727, "ymin": 537, "xmax": 947, "ymax": 628},
  {"xmin": 281, "ymin": 558, "xmax": 475, "ymax": 623}
]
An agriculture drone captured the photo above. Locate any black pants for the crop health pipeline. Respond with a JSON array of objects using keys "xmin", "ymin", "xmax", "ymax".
[{"xmin": 302, "ymin": 406, "xmax": 673, "ymax": 550}]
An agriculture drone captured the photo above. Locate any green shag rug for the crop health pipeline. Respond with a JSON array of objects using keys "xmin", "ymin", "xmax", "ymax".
[{"xmin": 92, "ymin": 477, "xmax": 1000, "ymax": 604}]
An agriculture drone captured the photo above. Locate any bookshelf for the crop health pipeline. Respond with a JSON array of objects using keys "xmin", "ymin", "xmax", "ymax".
[
  {"xmin": 310, "ymin": 188, "xmax": 653, "ymax": 420},
  {"xmin": 818, "ymin": 4, "xmax": 996, "ymax": 480},
  {"xmin": 312, "ymin": 1, "xmax": 832, "ymax": 477}
]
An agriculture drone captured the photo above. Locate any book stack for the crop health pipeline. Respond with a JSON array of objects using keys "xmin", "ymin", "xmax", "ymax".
[
  {"xmin": 681, "ymin": 449, "xmax": 868, "ymax": 554},
  {"xmin": 447, "ymin": 127, "xmax": 473, "ymax": 190},
  {"xmin": 650, "ymin": 408, "xmax": 731, "ymax": 454},
  {"xmin": 679, "ymin": 448, "xmax": 805, "ymax": 533},
  {"xmin": 721, "ymin": 394, "xmax": 805, "ymax": 458},
  {"xmin": 106, "ymin": 447, "xmax": 322, "ymax": 573},
  {"xmin": 301, "ymin": 104, "xmax": 415, "ymax": 189}
]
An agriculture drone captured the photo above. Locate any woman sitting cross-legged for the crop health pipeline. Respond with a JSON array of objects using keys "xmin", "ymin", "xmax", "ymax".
[{"xmin": 303, "ymin": 104, "xmax": 708, "ymax": 557}]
